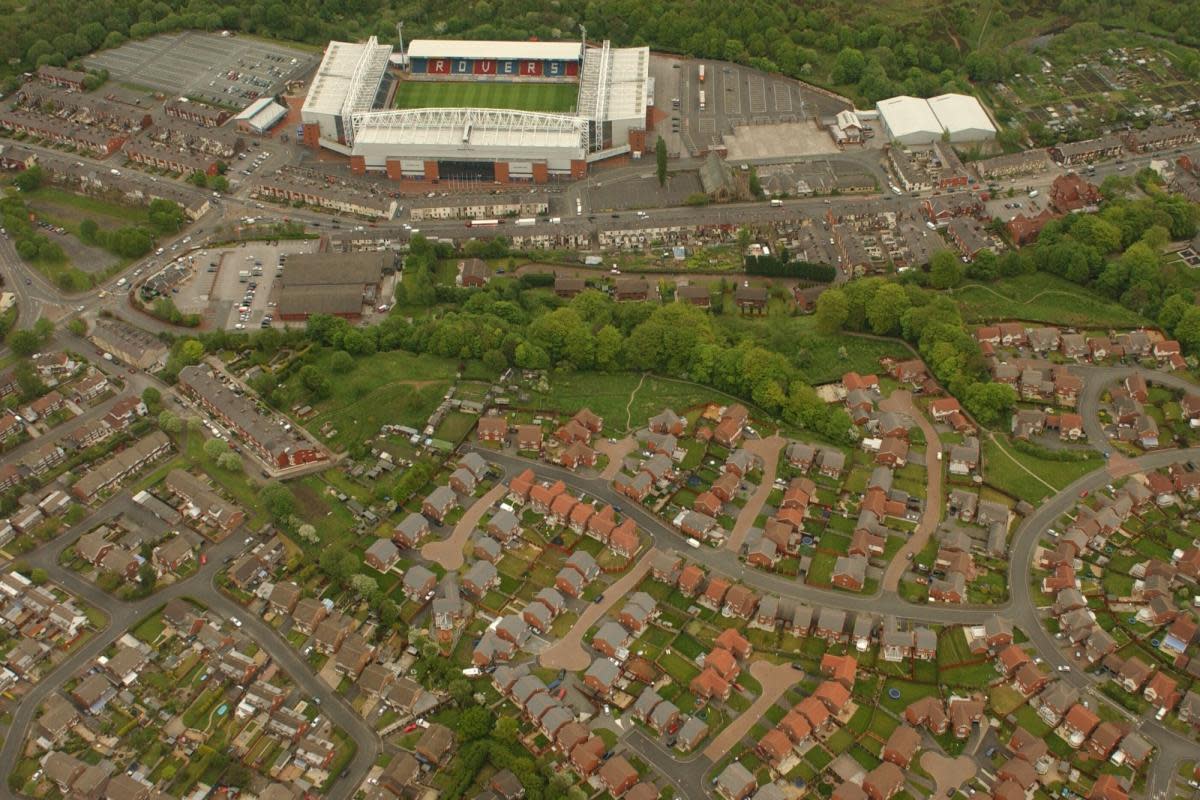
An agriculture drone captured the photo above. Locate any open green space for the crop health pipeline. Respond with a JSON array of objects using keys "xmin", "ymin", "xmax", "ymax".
[
  {"xmin": 983, "ymin": 436, "xmax": 1104, "ymax": 503},
  {"xmin": 715, "ymin": 314, "xmax": 913, "ymax": 385},
  {"xmin": 394, "ymin": 80, "xmax": 578, "ymax": 113},
  {"xmin": 529, "ymin": 371, "xmax": 757, "ymax": 433},
  {"xmin": 280, "ymin": 349, "xmax": 471, "ymax": 451},
  {"xmin": 951, "ymin": 273, "xmax": 1147, "ymax": 328}
]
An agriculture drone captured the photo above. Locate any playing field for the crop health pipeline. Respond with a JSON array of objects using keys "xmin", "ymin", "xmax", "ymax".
[{"xmin": 393, "ymin": 80, "xmax": 579, "ymax": 113}]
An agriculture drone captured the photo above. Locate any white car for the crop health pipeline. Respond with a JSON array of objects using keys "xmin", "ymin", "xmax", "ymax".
[
  {"xmin": 230, "ymin": 616, "xmax": 242, "ymax": 628},
  {"xmin": 1057, "ymin": 665, "xmax": 1071, "ymax": 672}
]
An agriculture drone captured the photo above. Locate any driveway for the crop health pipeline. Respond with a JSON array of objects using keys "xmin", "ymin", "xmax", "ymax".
[
  {"xmin": 878, "ymin": 390, "xmax": 942, "ymax": 591},
  {"xmin": 919, "ymin": 751, "xmax": 976, "ymax": 796},
  {"xmin": 421, "ymin": 483, "xmax": 506, "ymax": 571},
  {"xmin": 596, "ymin": 436, "xmax": 637, "ymax": 480},
  {"xmin": 538, "ymin": 548, "xmax": 658, "ymax": 671},
  {"xmin": 724, "ymin": 435, "xmax": 786, "ymax": 552},
  {"xmin": 701, "ymin": 660, "xmax": 801, "ymax": 762}
]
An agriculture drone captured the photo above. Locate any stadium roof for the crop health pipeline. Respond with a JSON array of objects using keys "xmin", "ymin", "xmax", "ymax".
[
  {"xmin": 302, "ymin": 37, "xmax": 392, "ymax": 118},
  {"xmin": 577, "ymin": 45, "xmax": 649, "ymax": 123},
  {"xmin": 876, "ymin": 96, "xmax": 943, "ymax": 142},
  {"xmin": 350, "ymin": 108, "xmax": 588, "ymax": 155},
  {"xmin": 407, "ymin": 40, "xmax": 582, "ymax": 62},
  {"xmin": 927, "ymin": 93, "xmax": 997, "ymax": 137}
]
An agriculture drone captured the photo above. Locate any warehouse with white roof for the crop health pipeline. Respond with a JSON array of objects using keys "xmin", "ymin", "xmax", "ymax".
[
  {"xmin": 876, "ymin": 96, "xmax": 945, "ymax": 145},
  {"xmin": 927, "ymin": 94, "xmax": 997, "ymax": 142},
  {"xmin": 876, "ymin": 93, "xmax": 997, "ymax": 145}
]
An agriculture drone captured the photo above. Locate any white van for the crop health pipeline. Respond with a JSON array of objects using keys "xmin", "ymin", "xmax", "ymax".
[{"xmin": 686, "ymin": 537, "xmax": 701, "ymax": 549}]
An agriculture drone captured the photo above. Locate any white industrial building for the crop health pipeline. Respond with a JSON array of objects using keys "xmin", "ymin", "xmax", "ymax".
[
  {"xmin": 876, "ymin": 93, "xmax": 996, "ymax": 145},
  {"xmin": 927, "ymin": 94, "xmax": 997, "ymax": 142},
  {"xmin": 876, "ymin": 96, "xmax": 945, "ymax": 145},
  {"xmin": 234, "ymin": 97, "xmax": 288, "ymax": 135}
]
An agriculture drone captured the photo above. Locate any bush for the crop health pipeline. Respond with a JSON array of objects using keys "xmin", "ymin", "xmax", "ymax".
[
  {"xmin": 745, "ymin": 254, "xmax": 836, "ymax": 281},
  {"xmin": 1009, "ymin": 437, "xmax": 1096, "ymax": 462}
]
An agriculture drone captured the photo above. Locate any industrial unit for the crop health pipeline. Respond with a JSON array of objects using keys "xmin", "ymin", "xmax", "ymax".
[{"xmin": 876, "ymin": 93, "xmax": 997, "ymax": 145}]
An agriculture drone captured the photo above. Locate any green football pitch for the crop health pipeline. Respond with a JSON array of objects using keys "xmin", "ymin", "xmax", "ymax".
[{"xmin": 393, "ymin": 80, "xmax": 579, "ymax": 113}]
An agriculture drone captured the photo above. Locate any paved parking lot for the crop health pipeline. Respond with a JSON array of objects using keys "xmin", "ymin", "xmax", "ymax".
[
  {"xmin": 172, "ymin": 240, "xmax": 319, "ymax": 330},
  {"xmin": 84, "ymin": 31, "xmax": 318, "ymax": 108},
  {"xmin": 983, "ymin": 189, "xmax": 1055, "ymax": 223},
  {"xmin": 651, "ymin": 54, "xmax": 851, "ymax": 158}
]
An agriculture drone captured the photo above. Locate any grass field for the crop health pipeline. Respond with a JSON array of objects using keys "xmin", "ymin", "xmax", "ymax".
[
  {"xmin": 394, "ymin": 80, "xmax": 578, "ymax": 113},
  {"xmin": 280, "ymin": 350, "xmax": 476, "ymax": 452},
  {"xmin": 983, "ymin": 435, "xmax": 1104, "ymax": 503},
  {"xmin": 951, "ymin": 274, "xmax": 1147, "ymax": 328}
]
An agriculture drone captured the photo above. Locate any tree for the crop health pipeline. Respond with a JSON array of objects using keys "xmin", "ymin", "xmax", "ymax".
[
  {"xmin": 929, "ymin": 250, "xmax": 966, "ymax": 289},
  {"xmin": 67, "ymin": 318, "xmax": 87, "ymax": 336},
  {"xmin": 216, "ymin": 452, "xmax": 242, "ymax": 472},
  {"xmin": 349, "ymin": 574, "xmax": 378, "ymax": 598},
  {"xmin": 203, "ymin": 437, "xmax": 228, "ymax": 459},
  {"xmin": 138, "ymin": 561, "xmax": 157, "ymax": 589},
  {"xmin": 458, "ymin": 706, "xmax": 494, "ymax": 741},
  {"xmin": 814, "ymin": 287, "xmax": 849, "ymax": 333},
  {"xmin": 32, "ymin": 317, "xmax": 53, "ymax": 342},
  {"xmin": 330, "ymin": 350, "xmax": 354, "ymax": 373},
  {"xmin": 832, "ymin": 47, "xmax": 866, "ymax": 84},
  {"xmin": 158, "ymin": 410, "xmax": 182, "ymax": 434},
  {"xmin": 29, "ymin": 568, "xmax": 47, "ymax": 585},
  {"xmin": 448, "ymin": 678, "xmax": 473, "ymax": 705},
  {"xmin": 8, "ymin": 330, "xmax": 40, "ymax": 356},
  {"xmin": 12, "ymin": 166, "xmax": 43, "ymax": 192},
  {"xmin": 79, "ymin": 218, "xmax": 99, "ymax": 243},
  {"xmin": 655, "ymin": 136, "xmax": 667, "ymax": 186},
  {"xmin": 1174, "ymin": 306, "xmax": 1200, "ymax": 354},
  {"xmin": 297, "ymin": 524, "xmax": 319, "ymax": 545},
  {"xmin": 964, "ymin": 381, "xmax": 1017, "ymax": 427},
  {"xmin": 298, "ymin": 364, "xmax": 331, "ymax": 400},
  {"xmin": 866, "ymin": 283, "xmax": 910, "ymax": 336},
  {"xmin": 142, "ymin": 387, "xmax": 161, "ymax": 409},
  {"xmin": 260, "ymin": 483, "xmax": 296, "ymax": 521}
]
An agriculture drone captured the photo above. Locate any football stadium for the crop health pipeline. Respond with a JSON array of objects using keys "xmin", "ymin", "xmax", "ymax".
[{"xmin": 299, "ymin": 36, "xmax": 652, "ymax": 184}]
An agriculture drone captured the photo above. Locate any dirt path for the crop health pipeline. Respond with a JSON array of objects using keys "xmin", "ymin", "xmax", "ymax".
[
  {"xmin": 420, "ymin": 483, "xmax": 507, "ymax": 571},
  {"xmin": 624, "ymin": 374, "xmax": 647, "ymax": 432},
  {"xmin": 596, "ymin": 437, "xmax": 637, "ymax": 480},
  {"xmin": 725, "ymin": 436, "xmax": 786, "ymax": 553},
  {"xmin": 880, "ymin": 391, "xmax": 943, "ymax": 592},
  {"xmin": 702, "ymin": 660, "xmax": 802, "ymax": 761},
  {"xmin": 538, "ymin": 548, "xmax": 658, "ymax": 672}
]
